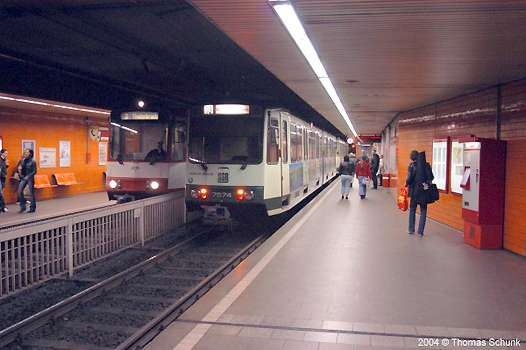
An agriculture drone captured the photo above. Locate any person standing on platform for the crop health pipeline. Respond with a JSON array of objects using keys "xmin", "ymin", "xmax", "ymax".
[
  {"xmin": 338, "ymin": 155, "xmax": 355, "ymax": 199},
  {"xmin": 405, "ymin": 150, "xmax": 434, "ymax": 236},
  {"xmin": 18, "ymin": 149, "xmax": 37, "ymax": 213},
  {"xmin": 356, "ymin": 155, "xmax": 372, "ymax": 199},
  {"xmin": 370, "ymin": 149, "xmax": 380, "ymax": 189},
  {"xmin": 0, "ymin": 149, "xmax": 8, "ymax": 213},
  {"xmin": 377, "ymin": 154, "xmax": 384, "ymax": 187}
]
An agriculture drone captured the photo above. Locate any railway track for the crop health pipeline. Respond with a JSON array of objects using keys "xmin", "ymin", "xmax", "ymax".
[{"xmin": 0, "ymin": 222, "xmax": 271, "ymax": 350}]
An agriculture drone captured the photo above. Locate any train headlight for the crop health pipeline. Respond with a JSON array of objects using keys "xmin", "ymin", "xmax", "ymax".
[
  {"xmin": 199, "ymin": 188, "xmax": 208, "ymax": 199},
  {"xmin": 109, "ymin": 180, "xmax": 118, "ymax": 189},
  {"xmin": 190, "ymin": 189, "xmax": 199, "ymax": 198},
  {"xmin": 244, "ymin": 190, "xmax": 255, "ymax": 201},
  {"xmin": 236, "ymin": 189, "xmax": 244, "ymax": 201},
  {"xmin": 150, "ymin": 181, "xmax": 160, "ymax": 190}
]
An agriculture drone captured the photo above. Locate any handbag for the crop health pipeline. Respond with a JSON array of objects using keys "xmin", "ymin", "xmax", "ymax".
[
  {"xmin": 430, "ymin": 183, "xmax": 440, "ymax": 202},
  {"xmin": 398, "ymin": 186, "xmax": 408, "ymax": 211}
]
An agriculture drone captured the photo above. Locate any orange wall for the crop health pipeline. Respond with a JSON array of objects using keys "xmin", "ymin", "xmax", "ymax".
[
  {"xmin": 395, "ymin": 78, "xmax": 526, "ymax": 256},
  {"xmin": 0, "ymin": 106, "xmax": 109, "ymax": 204}
]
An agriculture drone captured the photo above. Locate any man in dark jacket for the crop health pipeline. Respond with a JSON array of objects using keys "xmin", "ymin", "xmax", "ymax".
[
  {"xmin": 370, "ymin": 149, "xmax": 380, "ymax": 189},
  {"xmin": 0, "ymin": 148, "xmax": 8, "ymax": 212},
  {"xmin": 18, "ymin": 149, "xmax": 37, "ymax": 213},
  {"xmin": 405, "ymin": 150, "xmax": 434, "ymax": 236}
]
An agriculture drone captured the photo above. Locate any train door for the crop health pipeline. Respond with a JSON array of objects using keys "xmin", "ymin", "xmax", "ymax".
[{"xmin": 280, "ymin": 112, "xmax": 290, "ymax": 205}]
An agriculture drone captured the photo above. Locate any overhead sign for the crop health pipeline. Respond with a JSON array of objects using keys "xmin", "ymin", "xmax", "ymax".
[
  {"xmin": 121, "ymin": 111, "xmax": 159, "ymax": 120},
  {"xmin": 204, "ymin": 104, "xmax": 250, "ymax": 115}
]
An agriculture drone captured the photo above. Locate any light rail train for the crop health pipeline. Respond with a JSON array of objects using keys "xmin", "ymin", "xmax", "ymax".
[
  {"xmin": 106, "ymin": 110, "xmax": 186, "ymax": 202},
  {"xmin": 185, "ymin": 104, "xmax": 347, "ymax": 217}
]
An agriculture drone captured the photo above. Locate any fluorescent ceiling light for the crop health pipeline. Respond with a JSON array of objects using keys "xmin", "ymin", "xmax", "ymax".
[
  {"xmin": 111, "ymin": 122, "xmax": 138, "ymax": 134},
  {"xmin": 0, "ymin": 94, "xmax": 110, "ymax": 115},
  {"xmin": 269, "ymin": 0, "xmax": 358, "ymax": 138}
]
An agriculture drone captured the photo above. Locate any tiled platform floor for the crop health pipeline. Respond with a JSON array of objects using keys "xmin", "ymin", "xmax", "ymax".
[
  {"xmin": 0, "ymin": 191, "xmax": 114, "ymax": 229},
  {"xmin": 145, "ymin": 179, "xmax": 526, "ymax": 349}
]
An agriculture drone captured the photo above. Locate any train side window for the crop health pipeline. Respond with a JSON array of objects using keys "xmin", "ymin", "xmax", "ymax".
[
  {"xmin": 267, "ymin": 117, "xmax": 279, "ymax": 165},
  {"xmin": 171, "ymin": 125, "xmax": 186, "ymax": 161},
  {"xmin": 282, "ymin": 120, "xmax": 288, "ymax": 163},
  {"xmin": 303, "ymin": 127, "xmax": 309, "ymax": 160},
  {"xmin": 291, "ymin": 123, "xmax": 298, "ymax": 163}
]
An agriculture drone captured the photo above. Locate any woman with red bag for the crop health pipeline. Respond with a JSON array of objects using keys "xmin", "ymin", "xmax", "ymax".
[
  {"xmin": 355, "ymin": 155, "xmax": 372, "ymax": 199},
  {"xmin": 405, "ymin": 150, "xmax": 434, "ymax": 236}
]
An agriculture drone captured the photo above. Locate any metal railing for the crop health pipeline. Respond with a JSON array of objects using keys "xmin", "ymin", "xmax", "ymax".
[{"xmin": 0, "ymin": 192, "xmax": 198, "ymax": 298}]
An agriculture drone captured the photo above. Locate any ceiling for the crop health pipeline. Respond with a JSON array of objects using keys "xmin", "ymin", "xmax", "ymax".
[{"xmin": 1, "ymin": 1, "xmax": 526, "ymax": 139}]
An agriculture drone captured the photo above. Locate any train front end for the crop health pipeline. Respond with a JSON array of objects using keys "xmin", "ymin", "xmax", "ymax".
[
  {"xmin": 107, "ymin": 110, "xmax": 186, "ymax": 202},
  {"xmin": 185, "ymin": 104, "xmax": 267, "ymax": 218}
]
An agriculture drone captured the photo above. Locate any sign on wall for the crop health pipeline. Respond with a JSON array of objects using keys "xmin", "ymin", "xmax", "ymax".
[
  {"xmin": 59, "ymin": 141, "xmax": 70, "ymax": 167},
  {"xmin": 98, "ymin": 142, "xmax": 107, "ymax": 166},
  {"xmin": 22, "ymin": 140, "xmax": 35, "ymax": 157},
  {"xmin": 432, "ymin": 138, "xmax": 448, "ymax": 191},
  {"xmin": 450, "ymin": 140, "xmax": 464, "ymax": 194},
  {"xmin": 39, "ymin": 147, "xmax": 56, "ymax": 168}
]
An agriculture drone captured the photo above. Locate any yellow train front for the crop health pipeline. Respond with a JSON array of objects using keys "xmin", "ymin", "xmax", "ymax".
[{"xmin": 185, "ymin": 103, "xmax": 346, "ymax": 218}]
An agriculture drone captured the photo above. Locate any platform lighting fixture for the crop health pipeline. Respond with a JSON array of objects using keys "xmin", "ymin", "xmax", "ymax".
[
  {"xmin": 0, "ymin": 95, "xmax": 110, "ymax": 115},
  {"xmin": 269, "ymin": 0, "xmax": 358, "ymax": 138}
]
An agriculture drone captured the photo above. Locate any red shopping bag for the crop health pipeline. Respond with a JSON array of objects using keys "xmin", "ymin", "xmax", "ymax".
[{"xmin": 398, "ymin": 186, "xmax": 408, "ymax": 211}]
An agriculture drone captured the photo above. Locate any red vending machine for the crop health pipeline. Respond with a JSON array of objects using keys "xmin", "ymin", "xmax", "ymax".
[{"xmin": 460, "ymin": 137, "xmax": 506, "ymax": 249}]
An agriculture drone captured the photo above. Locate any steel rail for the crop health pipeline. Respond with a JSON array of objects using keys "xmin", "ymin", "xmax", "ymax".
[
  {"xmin": 0, "ymin": 228, "xmax": 213, "ymax": 348},
  {"xmin": 116, "ymin": 232, "xmax": 268, "ymax": 350}
]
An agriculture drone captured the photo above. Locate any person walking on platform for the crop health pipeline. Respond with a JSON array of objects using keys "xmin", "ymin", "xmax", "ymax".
[
  {"xmin": 356, "ymin": 155, "xmax": 372, "ymax": 199},
  {"xmin": 338, "ymin": 155, "xmax": 355, "ymax": 199},
  {"xmin": 18, "ymin": 149, "xmax": 37, "ymax": 213},
  {"xmin": 370, "ymin": 149, "xmax": 380, "ymax": 189},
  {"xmin": 405, "ymin": 150, "xmax": 434, "ymax": 236},
  {"xmin": 0, "ymin": 149, "xmax": 8, "ymax": 213}
]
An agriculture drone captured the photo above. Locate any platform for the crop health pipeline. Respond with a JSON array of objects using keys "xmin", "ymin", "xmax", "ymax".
[
  {"xmin": 0, "ymin": 191, "xmax": 115, "ymax": 230},
  {"xmin": 145, "ymin": 180, "xmax": 526, "ymax": 350}
]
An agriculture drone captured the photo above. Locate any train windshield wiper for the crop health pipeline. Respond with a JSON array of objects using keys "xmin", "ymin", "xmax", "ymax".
[
  {"xmin": 189, "ymin": 157, "xmax": 208, "ymax": 171},
  {"xmin": 240, "ymin": 149, "xmax": 257, "ymax": 170}
]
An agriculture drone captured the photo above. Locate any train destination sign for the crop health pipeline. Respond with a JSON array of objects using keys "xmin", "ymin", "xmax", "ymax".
[
  {"xmin": 204, "ymin": 104, "xmax": 250, "ymax": 115},
  {"xmin": 121, "ymin": 111, "xmax": 159, "ymax": 120}
]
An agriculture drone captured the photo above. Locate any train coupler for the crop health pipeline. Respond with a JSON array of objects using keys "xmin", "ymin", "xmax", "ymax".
[{"xmin": 201, "ymin": 204, "xmax": 233, "ymax": 232}]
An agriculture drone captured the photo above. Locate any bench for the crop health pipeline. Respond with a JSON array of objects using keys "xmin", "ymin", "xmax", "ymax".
[
  {"xmin": 53, "ymin": 173, "xmax": 83, "ymax": 186},
  {"xmin": 34, "ymin": 175, "xmax": 58, "ymax": 189}
]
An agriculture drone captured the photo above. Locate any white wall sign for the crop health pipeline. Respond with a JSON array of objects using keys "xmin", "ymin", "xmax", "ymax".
[
  {"xmin": 39, "ymin": 147, "xmax": 56, "ymax": 168},
  {"xmin": 59, "ymin": 141, "xmax": 70, "ymax": 167},
  {"xmin": 450, "ymin": 141, "xmax": 464, "ymax": 194},
  {"xmin": 432, "ymin": 139, "xmax": 448, "ymax": 191}
]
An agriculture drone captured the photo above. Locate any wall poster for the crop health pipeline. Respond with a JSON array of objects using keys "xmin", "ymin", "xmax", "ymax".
[
  {"xmin": 59, "ymin": 141, "xmax": 71, "ymax": 167},
  {"xmin": 98, "ymin": 142, "xmax": 107, "ymax": 166},
  {"xmin": 450, "ymin": 140, "xmax": 464, "ymax": 194},
  {"xmin": 22, "ymin": 140, "xmax": 35, "ymax": 157},
  {"xmin": 432, "ymin": 138, "xmax": 449, "ymax": 191},
  {"xmin": 39, "ymin": 147, "xmax": 56, "ymax": 168}
]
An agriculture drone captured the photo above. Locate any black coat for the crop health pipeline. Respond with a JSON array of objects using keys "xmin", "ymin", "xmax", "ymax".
[
  {"xmin": 338, "ymin": 161, "xmax": 355, "ymax": 175},
  {"xmin": 0, "ymin": 156, "xmax": 7, "ymax": 182},
  {"xmin": 406, "ymin": 152, "xmax": 434, "ymax": 204}
]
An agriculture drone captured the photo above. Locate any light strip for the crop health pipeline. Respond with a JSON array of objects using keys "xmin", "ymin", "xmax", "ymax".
[
  {"xmin": 111, "ymin": 122, "xmax": 138, "ymax": 134},
  {"xmin": 0, "ymin": 95, "xmax": 111, "ymax": 115},
  {"xmin": 269, "ymin": 0, "xmax": 358, "ymax": 138}
]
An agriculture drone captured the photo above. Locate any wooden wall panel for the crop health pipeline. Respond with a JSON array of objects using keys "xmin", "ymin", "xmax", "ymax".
[
  {"xmin": 394, "ymin": 77, "xmax": 526, "ymax": 255},
  {"xmin": 503, "ymin": 140, "xmax": 526, "ymax": 255},
  {"xmin": 0, "ymin": 107, "xmax": 108, "ymax": 204}
]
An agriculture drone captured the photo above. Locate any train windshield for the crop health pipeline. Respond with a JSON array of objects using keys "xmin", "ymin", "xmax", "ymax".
[
  {"xmin": 109, "ymin": 119, "xmax": 169, "ymax": 162},
  {"xmin": 189, "ymin": 116, "xmax": 263, "ymax": 165}
]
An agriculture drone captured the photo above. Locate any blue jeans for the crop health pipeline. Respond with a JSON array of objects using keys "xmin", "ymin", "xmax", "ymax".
[
  {"xmin": 18, "ymin": 178, "xmax": 36, "ymax": 211},
  {"xmin": 409, "ymin": 198, "xmax": 427, "ymax": 234},
  {"xmin": 340, "ymin": 175, "xmax": 352, "ymax": 196},
  {"xmin": 358, "ymin": 176, "xmax": 368, "ymax": 197},
  {"xmin": 0, "ymin": 179, "xmax": 5, "ymax": 210}
]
